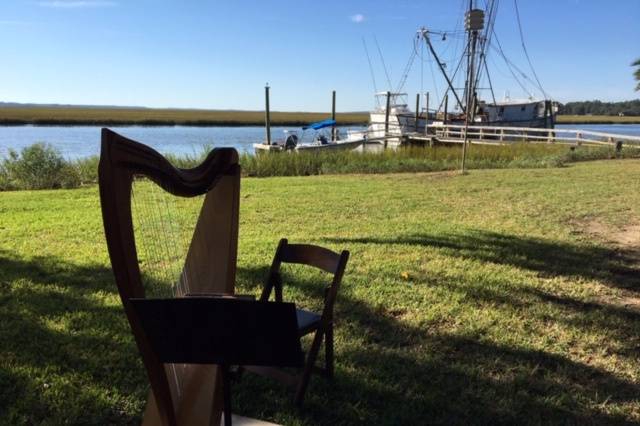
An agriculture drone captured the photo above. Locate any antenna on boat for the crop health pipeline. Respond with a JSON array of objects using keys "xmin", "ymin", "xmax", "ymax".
[
  {"xmin": 362, "ymin": 38, "xmax": 381, "ymax": 107},
  {"xmin": 513, "ymin": 0, "xmax": 549, "ymax": 99},
  {"xmin": 374, "ymin": 35, "xmax": 393, "ymax": 91}
]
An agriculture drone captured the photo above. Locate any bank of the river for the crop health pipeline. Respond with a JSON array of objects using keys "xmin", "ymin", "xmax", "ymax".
[
  {"xmin": 0, "ymin": 106, "xmax": 368, "ymax": 126},
  {"xmin": 1, "ymin": 106, "xmax": 638, "ymax": 126},
  {"xmin": 556, "ymin": 114, "xmax": 640, "ymax": 124},
  {"xmin": 2, "ymin": 124, "xmax": 639, "ymax": 160}
]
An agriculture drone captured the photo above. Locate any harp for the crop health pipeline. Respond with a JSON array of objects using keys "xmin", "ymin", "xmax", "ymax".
[{"xmin": 98, "ymin": 128, "xmax": 241, "ymax": 425}]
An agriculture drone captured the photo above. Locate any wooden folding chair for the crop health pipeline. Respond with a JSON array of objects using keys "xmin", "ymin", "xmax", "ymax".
[{"xmin": 256, "ymin": 238, "xmax": 349, "ymax": 406}]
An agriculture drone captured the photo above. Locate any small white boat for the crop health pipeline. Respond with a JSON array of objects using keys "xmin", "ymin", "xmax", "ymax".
[{"xmin": 253, "ymin": 119, "xmax": 368, "ymax": 153}]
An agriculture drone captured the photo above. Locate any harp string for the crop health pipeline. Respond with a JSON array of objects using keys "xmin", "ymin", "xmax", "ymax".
[
  {"xmin": 131, "ymin": 177, "xmax": 203, "ymax": 399},
  {"xmin": 132, "ymin": 178, "xmax": 184, "ymax": 398}
]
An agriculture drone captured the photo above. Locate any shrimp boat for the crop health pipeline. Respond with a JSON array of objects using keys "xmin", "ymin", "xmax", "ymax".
[
  {"xmin": 253, "ymin": 119, "xmax": 367, "ymax": 153},
  {"xmin": 364, "ymin": 0, "xmax": 556, "ymax": 144}
]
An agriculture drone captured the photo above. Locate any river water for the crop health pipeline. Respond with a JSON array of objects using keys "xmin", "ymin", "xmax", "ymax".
[{"xmin": 0, "ymin": 123, "xmax": 638, "ymax": 160}]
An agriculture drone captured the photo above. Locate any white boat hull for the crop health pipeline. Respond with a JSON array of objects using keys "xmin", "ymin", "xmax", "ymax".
[{"xmin": 253, "ymin": 138, "xmax": 368, "ymax": 154}]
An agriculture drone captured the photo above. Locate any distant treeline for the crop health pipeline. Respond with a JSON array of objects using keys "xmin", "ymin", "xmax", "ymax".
[{"xmin": 558, "ymin": 99, "xmax": 640, "ymax": 116}]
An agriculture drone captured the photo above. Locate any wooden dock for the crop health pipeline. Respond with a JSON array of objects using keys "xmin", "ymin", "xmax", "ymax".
[{"xmin": 400, "ymin": 123, "xmax": 640, "ymax": 149}]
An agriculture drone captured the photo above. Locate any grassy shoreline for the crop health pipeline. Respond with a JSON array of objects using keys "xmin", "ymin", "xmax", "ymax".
[
  {"xmin": 0, "ymin": 106, "xmax": 638, "ymax": 126},
  {"xmin": 555, "ymin": 114, "xmax": 640, "ymax": 124},
  {"xmin": 3, "ymin": 142, "xmax": 639, "ymax": 191},
  {"xmin": 0, "ymin": 107, "xmax": 368, "ymax": 127}
]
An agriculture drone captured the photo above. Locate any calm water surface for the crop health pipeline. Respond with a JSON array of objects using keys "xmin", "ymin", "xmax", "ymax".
[{"xmin": 0, "ymin": 124, "xmax": 638, "ymax": 160}]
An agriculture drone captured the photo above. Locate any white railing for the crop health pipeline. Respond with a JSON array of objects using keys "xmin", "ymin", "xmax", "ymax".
[{"xmin": 429, "ymin": 123, "xmax": 640, "ymax": 148}]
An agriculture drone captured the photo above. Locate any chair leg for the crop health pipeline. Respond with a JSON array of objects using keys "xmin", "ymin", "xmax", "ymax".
[
  {"xmin": 294, "ymin": 330, "xmax": 324, "ymax": 406},
  {"xmin": 325, "ymin": 325, "xmax": 334, "ymax": 378}
]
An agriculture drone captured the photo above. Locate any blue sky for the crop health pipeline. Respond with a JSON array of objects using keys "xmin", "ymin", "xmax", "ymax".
[{"xmin": 0, "ymin": 0, "xmax": 638, "ymax": 111}]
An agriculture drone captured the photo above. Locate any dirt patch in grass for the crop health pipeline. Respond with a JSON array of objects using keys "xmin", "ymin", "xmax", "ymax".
[
  {"xmin": 584, "ymin": 220, "xmax": 640, "ymax": 248},
  {"xmin": 574, "ymin": 218, "xmax": 640, "ymax": 311}
]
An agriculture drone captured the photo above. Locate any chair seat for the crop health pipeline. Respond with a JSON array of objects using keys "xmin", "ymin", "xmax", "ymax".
[{"xmin": 296, "ymin": 309, "xmax": 321, "ymax": 335}]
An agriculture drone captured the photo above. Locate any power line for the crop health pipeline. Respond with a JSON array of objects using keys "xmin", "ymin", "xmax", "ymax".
[
  {"xmin": 513, "ymin": 0, "xmax": 548, "ymax": 98},
  {"xmin": 491, "ymin": 31, "xmax": 533, "ymax": 97}
]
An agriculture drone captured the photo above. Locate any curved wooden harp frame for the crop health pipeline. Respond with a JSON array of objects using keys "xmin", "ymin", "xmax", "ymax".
[{"xmin": 98, "ymin": 128, "xmax": 241, "ymax": 425}]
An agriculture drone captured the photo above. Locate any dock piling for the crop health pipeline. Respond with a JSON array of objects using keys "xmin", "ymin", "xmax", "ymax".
[
  {"xmin": 331, "ymin": 90, "xmax": 336, "ymax": 141},
  {"xmin": 425, "ymin": 92, "xmax": 430, "ymax": 136},
  {"xmin": 265, "ymin": 84, "xmax": 272, "ymax": 146},
  {"xmin": 443, "ymin": 94, "xmax": 449, "ymax": 125},
  {"xmin": 415, "ymin": 93, "xmax": 420, "ymax": 132},
  {"xmin": 384, "ymin": 91, "xmax": 391, "ymax": 149}
]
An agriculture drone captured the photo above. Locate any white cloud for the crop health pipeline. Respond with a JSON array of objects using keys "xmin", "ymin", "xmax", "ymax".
[
  {"xmin": 38, "ymin": 1, "xmax": 117, "ymax": 8},
  {"xmin": 350, "ymin": 14, "xmax": 365, "ymax": 23}
]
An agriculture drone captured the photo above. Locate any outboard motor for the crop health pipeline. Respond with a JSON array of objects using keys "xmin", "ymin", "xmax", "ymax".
[{"xmin": 284, "ymin": 134, "xmax": 298, "ymax": 150}]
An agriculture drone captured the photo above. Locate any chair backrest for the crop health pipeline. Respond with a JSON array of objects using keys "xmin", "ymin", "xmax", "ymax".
[{"xmin": 261, "ymin": 239, "xmax": 349, "ymax": 320}]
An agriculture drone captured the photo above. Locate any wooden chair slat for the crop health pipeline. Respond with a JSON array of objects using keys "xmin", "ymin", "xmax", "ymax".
[{"xmin": 279, "ymin": 243, "xmax": 342, "ymax": 274}]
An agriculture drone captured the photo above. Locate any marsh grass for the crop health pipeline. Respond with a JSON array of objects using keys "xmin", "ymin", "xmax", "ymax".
[
  {"xmin": 1, "ymin": 143, "xmax": 638, "ymax": 191},
  {"xmin": 239, "ymin": 144, "xmax": 637, "ymax": 177},
  {"xmin": 0, "ymin": 107, "xmax": 368, "ymax": 126},
  {"xmin": 0, "ymin": 106, "xmax": 637, "ymax": 125},
  {"xmin": 557, "ymin": 114, "xmax": 640, "ymax": 124}
]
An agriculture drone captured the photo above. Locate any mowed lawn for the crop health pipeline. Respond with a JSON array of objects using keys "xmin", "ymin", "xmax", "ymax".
[{"xmin": 1, "ymin": 160, "xmax": 640, "ymax": 425}]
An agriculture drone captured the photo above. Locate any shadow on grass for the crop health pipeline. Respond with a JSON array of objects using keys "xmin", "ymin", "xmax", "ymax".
[
  {"xmin": 325, "ymin": 230, "xmax": 640, "ymax": 292},
  {"xmin": 232, "ymin": 263, "xmax": 640, "ymax": 425},
  {"xmin": 2, "ymin": 247, "xmax": 639, "ymax": 425},
  {"xmin": 0, "ymin": 250, "xmax": 143, "ymax": 424}
]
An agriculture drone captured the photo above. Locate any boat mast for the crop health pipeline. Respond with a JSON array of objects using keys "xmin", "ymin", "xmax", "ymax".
[
  {"xmin": 464, "ymin": 1, "xmax": 484, "ymax": 122},
  {"xmin": 461, "ymin": 1, "xmax": 484, "ymax": 173}
]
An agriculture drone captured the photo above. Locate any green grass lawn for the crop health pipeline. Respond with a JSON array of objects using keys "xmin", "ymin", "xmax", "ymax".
[{"xmin": 1, "ymin": 160, "xmax": 640, "ymax": 425}]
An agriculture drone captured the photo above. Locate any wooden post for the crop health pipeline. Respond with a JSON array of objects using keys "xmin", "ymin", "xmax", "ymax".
[
  {"xmin": 461, "ymin": 95, "xmax": 475, "ymax": 174},
  {"xmin": 331, "ymin": 90, "xmax": 336, "ymax": 141},
  {"xmin": 544, "ymin": 100, "xmax": 556, "ymax": 129},
  {"xmin": 384, "ymin": 91, "xmax": 391, "ymax": 149},
  {"xmin": 265, "ymin": 85, "xmax": 272, "ymax": 146},
  {"xmin": 443, "ymin": 94, "xmax": 449, "ymax": 125},
  {"xmin": 425, "ymin": 92, "xmax": 430, "ymax": 136},
  {"xmin": 414, "ymin": 93, "xmax": 420, "ymax": 132}
]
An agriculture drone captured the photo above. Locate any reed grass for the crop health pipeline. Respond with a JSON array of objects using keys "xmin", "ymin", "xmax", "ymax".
[
  {"xmin": 556, "ymin": 114, "xmax": 640, "ymax": 124},
  {"xmin": 238, "ymin": 144, "xmax": 636, "ymax": 177},
  {"xmin": 0, "ymin": 107, "xmax": 367, "ymax": 126},
  {"xmin": 0, "ymin": 106, "xmax": 638, "ymax": 125},
  {"xmin": 1, "ymin": 143, "xmax": 638, "ymax": 191}
]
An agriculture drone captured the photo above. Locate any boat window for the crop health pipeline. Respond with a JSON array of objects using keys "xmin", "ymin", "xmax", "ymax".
[{"xmin": 521, "ymin": 106, "xmax": 526, "ymax": 111}]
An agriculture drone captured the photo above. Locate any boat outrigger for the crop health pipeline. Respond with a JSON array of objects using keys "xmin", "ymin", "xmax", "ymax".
[{"xmin": 253, "ymin": 119, "xmax": 368, "ymax": 153}]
